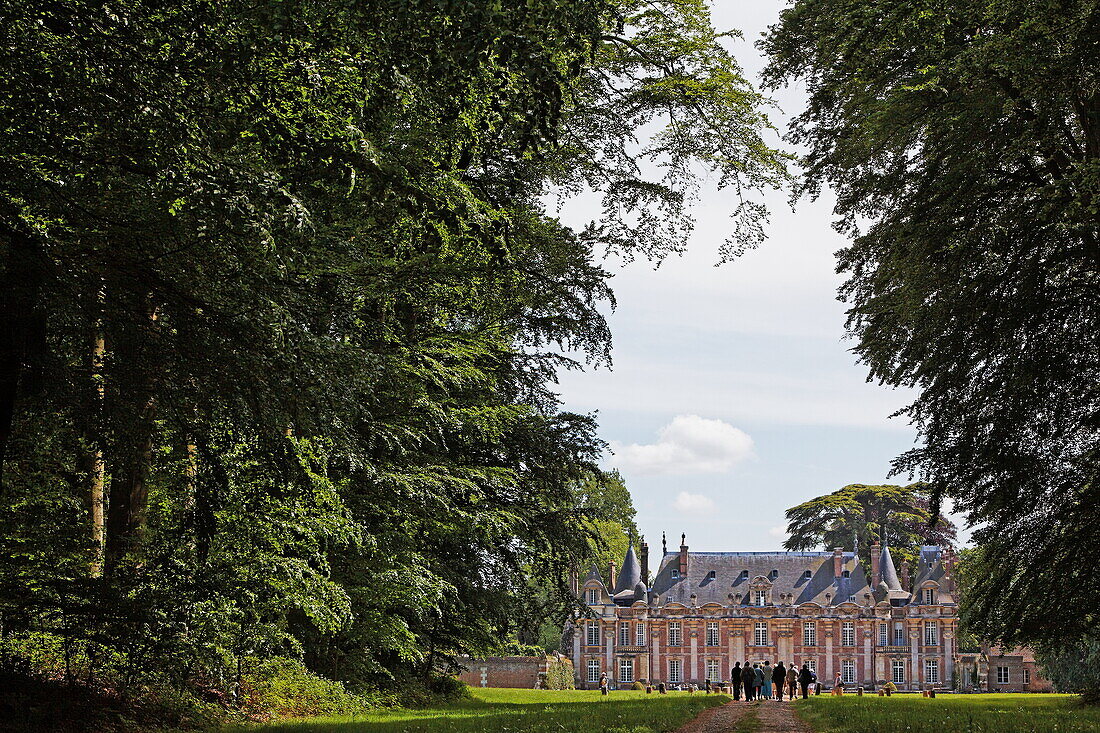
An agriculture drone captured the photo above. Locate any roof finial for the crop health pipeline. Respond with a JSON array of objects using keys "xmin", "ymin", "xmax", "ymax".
[
  {"xmin": 681, "ymin": 532, "xmax": 686, "ymax": 546},
  {"xmin": 662, "ymin": 532, "xmax": 667, "ymax": 554}
]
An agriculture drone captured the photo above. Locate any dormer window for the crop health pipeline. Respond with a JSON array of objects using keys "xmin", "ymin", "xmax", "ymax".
[
  {"xmin": 671, "ymin": 569, "xmax": 680, "ymax": 579},
  {"xmin": 739, "ymin": 570, "xmax": 749, "ymax": 580},
  {"xmin": 922, "ymin": 587, "xmax": 935, "ymax": 605},
  {"xmin": 753, "ymin": 589, "xmax": 767, "ymax": 606},
  {"xmin": 586, "ymin": 588, "xmax": 599, "ymax": 605},
  {"xmin": 803, "ymin": 570, "xmax": 812, "ymax": 579},
  {"xmin": 769, "ymin": 569, "xmax": 779, "ymax": 580},
  {"xmin": 842, "ymin": 570, "xmax": 851, "ymax": 579},
  {"xmin": 706, "ymin": 570, "xmax": 716, "ymax": 581}
]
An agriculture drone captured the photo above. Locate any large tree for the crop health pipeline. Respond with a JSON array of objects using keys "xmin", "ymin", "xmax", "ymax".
[
  {"xmin": 783, "ymin": 483, "xmax": 956, "ymax": 571},
  {"xmin": 763, "ymin": 0, "xmax": 1099, "ymax": 646},
  {"xmin": 0, "ymin": 0, "xmax": 785, "ymax": 697}
]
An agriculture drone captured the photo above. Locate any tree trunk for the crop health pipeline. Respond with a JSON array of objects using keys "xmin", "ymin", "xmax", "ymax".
[
  {"xmin": 89, "ymin": 322, "xmax": 106, "ymax": 577},
  {"xmin": 104, "ymin": 301, "xmax": 158, "ymax": 575}
]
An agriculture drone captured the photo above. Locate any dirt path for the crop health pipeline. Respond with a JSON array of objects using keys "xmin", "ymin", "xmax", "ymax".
[
  {"xmin": 674, "ymin": 700, "xmax": 813, "ymax": 733},
  {"xmin": 673, "ymin": 700, "xmax": 750, "ymax": 733},
  {"xmin": 755, "ymin": 700, "xmax": 814, "ymax": 732}
]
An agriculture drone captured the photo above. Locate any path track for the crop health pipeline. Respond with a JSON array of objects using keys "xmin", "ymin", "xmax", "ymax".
[{"xmin": 674, "ymin": 699, "xmax": 813, "ymax": 733}]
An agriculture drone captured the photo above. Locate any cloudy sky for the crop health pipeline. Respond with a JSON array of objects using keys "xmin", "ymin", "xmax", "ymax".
[{"xmin": 551, "ymin": 1, "xmax": 947, "ymax": 554}]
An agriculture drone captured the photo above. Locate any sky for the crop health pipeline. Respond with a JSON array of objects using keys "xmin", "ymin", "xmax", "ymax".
[{"xmin": 550, "ymin": 1, "xmax": 955, "ymax": 555}]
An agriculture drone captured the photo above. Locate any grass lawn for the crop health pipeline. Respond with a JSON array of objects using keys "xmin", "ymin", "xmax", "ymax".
[
  {"xmin": 794, "ymin": 693, "xmax": 1100, "ymax": 733},
  {"xmin": 228, "ymin": 687, "xmax": 731, "ymax": 733}
]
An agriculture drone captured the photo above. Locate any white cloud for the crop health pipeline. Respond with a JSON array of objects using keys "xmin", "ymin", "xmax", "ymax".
[
  {"xmin": 608, "ymin": 414, "xmax": 754, "ymax": 475},
  {"xmin": 673, "ymin": 491, "xmax": 717, "ymax": 514}
]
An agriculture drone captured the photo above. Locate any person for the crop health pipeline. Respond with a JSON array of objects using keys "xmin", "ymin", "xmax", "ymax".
[
  {"xmin": 798, "ymin": 663, "xmax": 813, "ymax": 699},
  {"xmin": 754, "ymin": 663, "xmax": 765, "ymax": 701},
  {"xmin": 658, "ymin": 681, "xmax": 667, "ymax": 695},
  {"xmin": 773, "ymin": 661, "xmax": 787, "ymax": 701},
  {"xmin": 833, "ymin": 671, "xmax": 844, "ymax": 696},
  {"xmin": 786, "ymin": 663, "xmax": 798, "ymax": 700},
  {"xmin": 762, "ymin": 661, "xmax": 774, "ymax": 700},
  {"xmin": 731, "ymin": 661, "xmax": 742, "ymax": 700},
  {"xmin": 600, "ymin": 672, "xmax": 609, "ymax": 696},
  {"xmin": 705, "ymin": 678, "xmax": 711, "ymax": 694}
]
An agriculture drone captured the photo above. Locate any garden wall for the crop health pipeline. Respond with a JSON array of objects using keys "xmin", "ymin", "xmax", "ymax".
[{"xmin": 456, "ymin": 654, "xmax": 574, "ymax": 689}]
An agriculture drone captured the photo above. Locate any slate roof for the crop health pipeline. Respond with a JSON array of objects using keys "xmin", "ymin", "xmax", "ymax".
[
  {"xmin": 879, "ymin": 543, "xmax": 903, "ymax": 591},
  {"xmin": 912, "ymin": 545, "xmax": 951, "ymax": 594},
  {"xmin": 614, "ymin": 545, "xmax": 642, "ymax": 594},
  {"xmin": 650, "ymin": 551, "xmax": 870, "ymax": 607}
]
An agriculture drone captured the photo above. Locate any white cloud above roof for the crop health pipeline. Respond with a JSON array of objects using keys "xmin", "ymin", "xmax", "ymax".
[
  {"xmin": 609, "ymin": 414, "xmax": 754, "ymax": 475},
  {"xmin": 673, "ymin": 491, "xmax": 717, "ymax": 514}
]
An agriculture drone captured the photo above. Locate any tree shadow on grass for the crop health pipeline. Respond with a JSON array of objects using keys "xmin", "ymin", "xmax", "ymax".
[{"xmin": 240, "ymin": 696, "xmax": 725, "ymax": 733}]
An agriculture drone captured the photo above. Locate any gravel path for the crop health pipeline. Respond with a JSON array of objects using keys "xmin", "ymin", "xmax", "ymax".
[{"xmin": 755, "ymin": 700, "xmax": 814, "ymax": 732}]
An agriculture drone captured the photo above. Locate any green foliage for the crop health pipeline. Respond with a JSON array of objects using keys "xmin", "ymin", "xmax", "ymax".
[
  {"xmin": 0, "ymin": 0, "xmax": 785, "ymax": 718},
  {"xmin": 762, "ymin": 0, "xmax": 1100, "ymax": 648},
  {"xmin": 793, "ymin": 694, "xmax": 1100, "ymax": 732},
  {"xmin": 1034, "ymin": 632, "xmax": 1100, "ymax": 705},
  {"xmin": 546, "ymin": 657, "xmax": 576, "ymax": 691},
  {"xmin": 783, "ymin": 483, "xmax": 957, "ymax": 570},
  {"xmin": 239, "ymin": 657, "xmax": 373, "ymax": 720}
]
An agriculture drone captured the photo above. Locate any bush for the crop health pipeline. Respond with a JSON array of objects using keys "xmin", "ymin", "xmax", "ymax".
[
  {"xmin": 1035, "ymin": 632, "xmax": 1100, "ymax": 704},
  {"xmin": 239, "ymin": 657, "xmax": 373, "ymax": 720},
  {"xmin": 545, "ymin": 655, "xmax": 575, "ymax": 690}
]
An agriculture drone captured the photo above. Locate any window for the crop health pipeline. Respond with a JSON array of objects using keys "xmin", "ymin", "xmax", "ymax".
[
  {"xmin": 669, "ymin": 658, "xmax": 683, "ymax": 683},
  {"xmin": 671, "ymin": 569, "xmax": 680, "ymax": 579},
  {"xmin": 848, "ymin": 595, "xmax": 857, "ymax": 603},
  {"xmin": 619, "ymin": 658, "xmax": 634, "ymax": 683},
  {"xmin": 586, "ymin": 588, "xmax": 599, "ymax": 605},
  {"xmin": 587, "ymin": 659, "xmax": 600, "ymax": 682},
  {"xmin": 997, "ymin": 666, "xmax": 1010, "ymax": 684},
  {"xmin": 842, "ymin": 569, "xmax": 851, "ymax": 578},
  {"xmin": 740, "ymin": 570, "xmax": 749, "ymax": 580},
  {"xmin": 804, "ymin": 658, "xmax": 816, "ymax": 673},
  {"xmin": 586, "ymin": 623, "xmax": 599, "ymax": 646},
  {"xmin": 754, "ymin": 621, "xmax": 768, "ymax": 646},
  {"xmin": 924, "ymin": 621, "xmax": 938, "ymax": 647},
  {"xmin": 706, "ymin": 570, "xmax": 716, "ymax": 581},
  {"xmin": 706, "ymin": 621, "xmax": 719, "ymax": 646},
  {"xmin": 926, "ymin": 659, "xmax": 940, "ymax": 684},
  {"xmin": 842, "ymin": 660, "xmax": 855, "ymax": 684},
  {"xmin": 636, "ymin": 622, "xmax": 646, "ymax": 646},
  {"xmin": 753, "ymin": 589, "xmax": 767, "ymax": 606},
  {"xmin": 893, "ymin": 624, "xmax": 905, "ymax": 646},
  {"xmin": 892, "ymin": 659, "xmax": 905, "ymax": 684},
  {"xmin": 665, "ymin": 595, "xmax": 672, "ymax": 604},
  {"xmin": 803, "ymin": 570, "xmax": 812, "ymax": 579},
  {"xmin": 669, "ymin": 621, "xmax": 682, "ymax": 646},
  {"xmin": 619, "ymin": 622, "xmax": 631, "ymax": 646},
  {"xmin": 706, "ymin": 659, "xmax": 720, "ymax": 681},
  {"xmin": 803, "ymin": 621, "xmax": 817, "ymax": 646},
  {"xmin": 841, "ymin": 621, "xmax": 855, "ymax": 646},
  {"xmin": 922, "ymin": 587, "xmax": 935, "ymax": 605},
  {"xmin": 878, "ymin": 623, "xmax": 888, "ymax": 647},
  {"xmin": 1024, "ymin": 668, "xmax": 1031, "ymax": 685}
]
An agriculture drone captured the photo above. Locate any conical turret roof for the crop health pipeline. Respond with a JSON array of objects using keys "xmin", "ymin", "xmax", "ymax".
[
  {"xmin": 614, "ymin": 544, "xmax": 642, "ymax": 594},
  {"xmin": 880, "ymin": 542, "xmax": 903, "ymax": 591}
]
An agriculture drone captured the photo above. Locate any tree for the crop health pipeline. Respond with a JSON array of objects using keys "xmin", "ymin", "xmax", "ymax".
[
  {"xmin": 763, "ymin": 0, "xmax": 1100, "ymax": 647},
  {"xmin": 1034, "ymin": 631, "xmax": 1100, "ymax": 704},
  {"xmin": 783, "ymin": 483, "xmax": 956, "ymax": 571},
  {"xmin": 1, "ymin": 0, "xmax": 786, "ymax": 699}
]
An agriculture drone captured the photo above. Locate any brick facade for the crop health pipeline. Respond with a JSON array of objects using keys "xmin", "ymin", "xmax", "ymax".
[{"xmin": 457, "ymin": 654, "xmax": 573, "ymax": 689}]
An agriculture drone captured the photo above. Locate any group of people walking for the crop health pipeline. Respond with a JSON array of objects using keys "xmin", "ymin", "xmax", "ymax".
[{"xmin": 729, "ymin": 661, "xmax": 817, "ymax": 701}]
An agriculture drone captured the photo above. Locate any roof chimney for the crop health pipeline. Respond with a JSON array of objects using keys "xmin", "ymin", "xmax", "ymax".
[
  {"xmin": 679, "ymin": 533, "xmax": 688, "ymax": 576},
  {"xmin": 871, "ymin": 540, "xmax": 882, "ymax": 588},
  {"xmin": 640, "ymin": 538, "xmax": 649, "ymax": 586},
  {"xmin": 608, "ymin": 561, "xmax": 616, "ymax": 589},
  {"xmin": 900, "ymin": 561, "xmax": 910, "ymax": 591},
  {"xmin": 833, "ymin": 547, "xmax": 844, "ymax": 578},
  {"xmin": 569, "ymin": 568, "xmax": 579, "ymax": 596}
]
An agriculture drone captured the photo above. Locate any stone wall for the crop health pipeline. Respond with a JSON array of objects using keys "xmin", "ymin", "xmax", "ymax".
[{"xmin": 457, "ymin": 654, "xmax": 574, "ymax": 689}]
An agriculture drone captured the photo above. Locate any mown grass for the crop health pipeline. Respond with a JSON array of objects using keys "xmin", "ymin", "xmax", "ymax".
[
  {"xmin": 794, "ymin": 693, "xmax": 1100, "ymax": 733},
  {"xmin": 228, "ymin": 687, "xmax": 731, "ymax": 733}
]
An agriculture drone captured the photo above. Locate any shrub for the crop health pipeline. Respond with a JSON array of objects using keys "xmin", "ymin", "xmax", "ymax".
[
  {"xmin": 239, "ymin": 657, "xmax": 372, "ymax": 720},
  {"xmin": 631, "ymin": 681, "xmax": 645, "ymax": 690},
  {"xmin": 1035, "ymin": 632, "xmax": 1100, "ymax": 704},
  {"xmin": 545, "ymin": 655, "xmax": 575, "ymax": 690}
]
